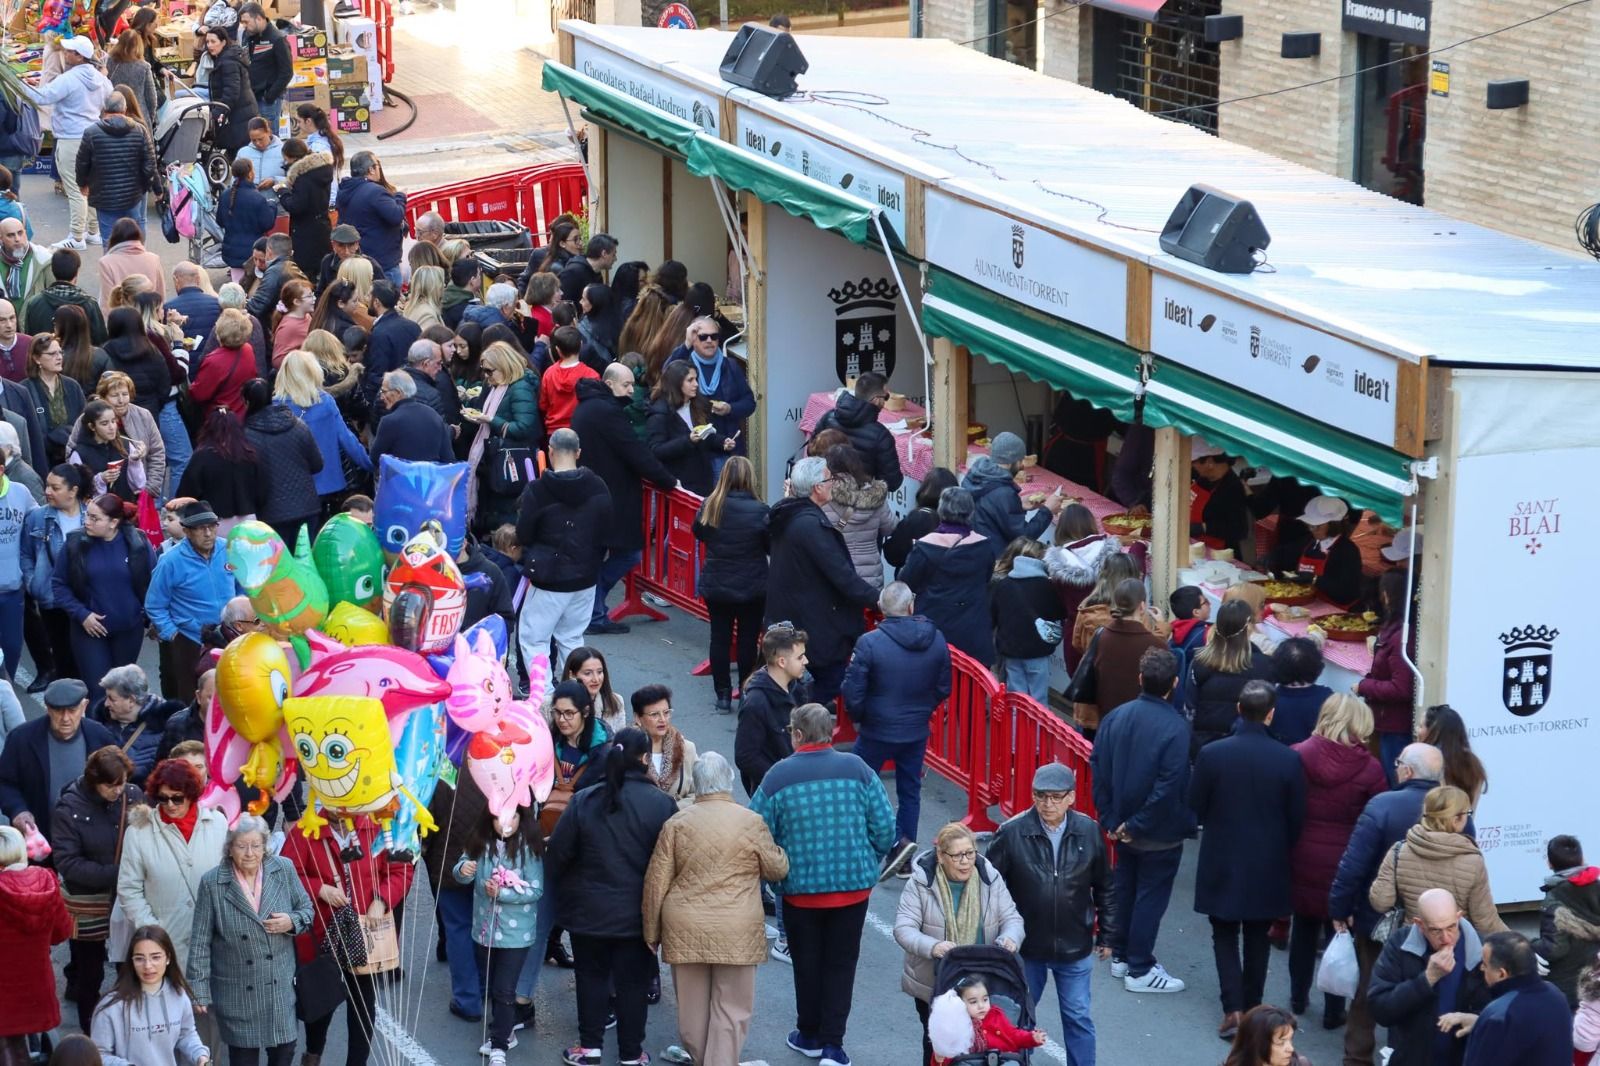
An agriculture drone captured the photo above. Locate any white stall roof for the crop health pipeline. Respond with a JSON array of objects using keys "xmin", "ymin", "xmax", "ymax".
[{"xmin": 564, "ymin": 24, "xmax": 1600, "ymax": 371}]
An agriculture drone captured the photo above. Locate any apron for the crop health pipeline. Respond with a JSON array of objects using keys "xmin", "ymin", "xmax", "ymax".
[
  {"xmin": 1298, "ymin": 537, "xmax": 1358, "ymax": 609},
  {"xmin": 1190, "ymin": 480, "xmax": 1225, "ymax": 550}
]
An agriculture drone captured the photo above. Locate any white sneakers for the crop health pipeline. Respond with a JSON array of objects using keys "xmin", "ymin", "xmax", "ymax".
[
  {"xmin": 479, "ymin": 1036, "xmax": 517, "ymax": 1055},
  {"xmin": 770, "ymin": 938, "xmax": 792, "ymax": 964},
  {"xmin": 1109, "ymin": 957, "xmax": 1128, "ymax": 979},
  {"xmin": 51, "ymin": 236, "xmax": 85, "ymax": 251},
  {"xmin": 1124, "ymin": 963, "xmax": 1185, "ymax": 993}
]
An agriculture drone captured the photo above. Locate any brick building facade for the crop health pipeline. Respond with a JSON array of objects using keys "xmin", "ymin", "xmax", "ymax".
[{"xmin": 919, "ymin": 0, "xmax": 1600, "ymax": 252}]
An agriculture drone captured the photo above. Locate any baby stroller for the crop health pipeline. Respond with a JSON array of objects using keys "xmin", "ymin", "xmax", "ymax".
[
  {"xmin": 931, "ymin": 944, "xmax": 1037, "ymax": 1065},
  {"xmin": 155, "ymin": 86, "xmax": 233, "ymax": 195}
]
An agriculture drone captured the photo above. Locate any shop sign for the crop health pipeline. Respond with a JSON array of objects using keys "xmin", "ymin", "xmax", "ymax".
[
  {"xmin": 1430, "ymin": 60, "xmax": 1449, "ymax": 97},
  {"xmin": 1149, "ymin": 273, "xmax": 1402, "ymax": 448},
  {"xmin": 735, "ymin": 108, "xmax": 908, "ymax": 238},
  {"xmin": 1340, "ymin": 0, "xmax": 1431, "ymax": 47},
  {"xmin": 924, "ymin": 189, "xmax": 1129, "ymax": 343},
  {"xmin": 1444, "ymin": 443, "xmax": 1598, "ymax": 901},
  {"xmin": 657, "ymin": 2, "xmax": 696, "ymax": 28},
  {"xmin": 573, "ymin": 40, "xmax": 720, "ymax": 134},
  {"xmin": 830, "ymin": 277, "xmax": 898, "ymax": 384}
]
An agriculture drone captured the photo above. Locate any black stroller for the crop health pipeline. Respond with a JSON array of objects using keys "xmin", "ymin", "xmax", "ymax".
[{"xmin": 931, "ymin": 944, "xmax": 1038, "ymax": 1065}]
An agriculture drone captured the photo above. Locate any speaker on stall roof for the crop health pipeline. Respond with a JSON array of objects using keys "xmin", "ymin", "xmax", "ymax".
[
  {"xmin": 1159, "ymin": 184, "xmax": 1272, "ymax": 275},
  {"xmin": 719, "ymin": 25, "xmax": 809, "ymax": 98}
]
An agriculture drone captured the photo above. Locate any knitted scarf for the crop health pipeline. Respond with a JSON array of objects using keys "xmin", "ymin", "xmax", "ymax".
[
  {"xmin": 648, "ymin": 727, "xmax": 687, "ymax": 796},
  {"xmin": 935, "ymin": 866, "xmax": 981, "ymax": 948},
  {"xmin": 690, "ymin": 347, "xmax": 724, "ymax": 395}
]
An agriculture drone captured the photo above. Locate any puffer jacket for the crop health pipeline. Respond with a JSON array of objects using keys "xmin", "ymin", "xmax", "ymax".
[
  {"xmin": 0, "ymin": 865, "xmax": 73, "ymax": 1038},
  {"xmin": 1045, "ymin": 535, "xmax": 1120, "ymax": 668},
  {"xmin": 983, "ymin": 807, "xmax": 1112, "ymax": 966},
  {"xmin": 514, "ymin": 466, "xmax": 613, "ymax": 593},
  {"xmin": 50, "ymin": 778, "xmax": 144, "ymax": 895},
  {"xmin": 116, "ymin": 802, "xmax": 230, "ymax": 966},
  {"xmin": 642, "ymin": 793, "xmax": 789, "ymax": 965},
  {"xmin": 75, "ymin": 115, "xmax": 158, "ymax": 211},
  {"xmin": 1357, "ymin": 618, "xmax": 1416, "ymax": 737},
  {"xmin": 1188, "ymin": 646, "xmax": 1274, "ymax": 741},
  {"xmin": 277, "ymin": 151, "xmax": 333, "ymax": 280},
  {"xmin": 894, "ymin": 850, "xmax": 1026, "ymax": 1001},
  {"xmin": 544, "ymin": 766, "xmax": 678, "ymax": 939},
  {"xmin": 1288, "ymin": 734, "xmax": 1387, "ymax": 919},
  {"xmin": 841, "ymin": 613, "xmax": 951, "ymax": 743},
  {"xmin": 1533, "ymin": 866, "xmax": 1600, "ymax": 1007},
  {"xmin": 89, "ymin": 693, "xmax": 184, "ymax": 782},
  {"xmin": 103, "ymin": 336, "xmax": 172, "ymax": 419},
  {"xmin": 821, "ymin": 475, "xmax": 896, "ymax": 588},
  {"xmin": 962, "ymin": 455, "xmax": 1049, "ymax": 547},
  {"xmin": 813, "ymin": 390, "xmax": 904, "ymax": 492},
  {"xmin": 693, "ymin": 489, "xmax": 769, "ymax": 604},
  {"xmin": 1369, "ymin": 824, "xmax": 1509, "ymax": 936},
  {"xmin": 243, "ymin": 404, "xmax": 323, "ymax": 523}
]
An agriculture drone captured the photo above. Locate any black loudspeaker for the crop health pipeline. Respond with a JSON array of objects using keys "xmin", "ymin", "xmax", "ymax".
[
  {"xmin": 719, "ymin": 25, "xmax": 809, "ymax": 98},
  {"xmin": 1486, "ymin": 79, "xmax": 1529, "ymax": 109},
  {"xmin": 1280, "ymin": 31, "xmax": 1321, "ymax": 58},
  {"xmin": 1204, "ymin": 14, "xmax": 1243, "ymax": 42},
  {"xmin": 1159, "ymin": 184, "xmax": 1271, "ymax": 275}
]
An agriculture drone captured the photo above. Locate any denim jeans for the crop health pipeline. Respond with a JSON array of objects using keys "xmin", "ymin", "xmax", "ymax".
[
  {"xmin": 1108, "ymin": 843, "xmax": 1183, "ymax": 978},
  {"xmin": 435, "ymin": 887, "xmax": 482, "ymax": 1016},
  {"xmin": 1004, "ymin": 656, "xmax": 1052, "ymax": 703},
  {"xmin": 96, "ymin": 200, "xmax": 147, "ymax": 247},
  {"xmin": 1024, "ymin": 954, "xmax": 1096, "ymax": 1066},
  {"xmin": 473, "ymin": 943, "xmax": 529, "ymax": 1052},
  {"xmin": 259, "ymin": 96, "xmax": 283, "ymax": 133},
  {"xmin": 158, "ymin": 398, "xmax": 193, "ymax": 498},
  {"xmin": 590, "ymin": 547, "xmax": 641, "ymax": 624},
  {"xmin": 850, "ymin": 734, "xmax": 927, "ymax": 844},
  {"xmin": 515, "ymin": 864, "xmax": 560, "ymax": 998},
  {"xmin": 383, "ymin": 266, "xmax": 403, "ymax": 288},
  {"xmin": 0, "ymin": 588, "xmax": 23, "ymax": 681},
  {"xmin": 0, "ymin": 155, "xmax": 24, "ymax": 197}
]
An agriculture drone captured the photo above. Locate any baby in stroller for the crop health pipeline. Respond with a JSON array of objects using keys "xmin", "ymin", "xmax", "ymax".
[{"xmin": 928, "ymin": 947, "xmax": 1047, "ymax": 1065}]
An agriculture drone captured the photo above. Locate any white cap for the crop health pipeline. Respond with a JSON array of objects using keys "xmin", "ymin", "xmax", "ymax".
[
  {"xmin": 1381, "ymin": 527, "xmax": 1422, "ymax": 562},
  {"xmin": 1191, "ymin": 437, "xmax": 1225, "ymax": 460},
  {"xmin": 1298, "ymin": 495, "xmax": 1350, "ymax": 527},
  {"xmin": 60, "ymin": 35, "xmax": 94, "ymax": 59}
]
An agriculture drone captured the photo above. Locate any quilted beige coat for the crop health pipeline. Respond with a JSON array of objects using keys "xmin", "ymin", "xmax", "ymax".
[
  {"xmin": 642, "ymin": 793, "xmax": 789, "ymax": 965},
  {"xmin": 1368, "ymin": 824, "xmax": 1509, "ymax": 936}
]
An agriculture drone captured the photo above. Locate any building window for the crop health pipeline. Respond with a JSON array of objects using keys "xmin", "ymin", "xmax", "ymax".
[
  {"xmin": 1090, "ymin": 0, "xmax": 1222, "ymax": 133},
  {"xmin": 985, "ymin": 0, "xmax": 1038, "ymax": 68},
  {"xmin": 1352, "ymin": 35, "xmax": 1427, "ymax": 204}
]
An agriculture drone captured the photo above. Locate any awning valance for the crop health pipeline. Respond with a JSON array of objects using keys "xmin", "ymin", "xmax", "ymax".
[
  {"xmin": 541, "ymin": 61, "xmax": 878, "ymax": 246},
  {"xmin": 922, "ymin": 269, "xmax": 1415, "ymax": 523},
  {"xmin": 1086, "ymin": 0, "xmax": 1168, "ymax": 19}
]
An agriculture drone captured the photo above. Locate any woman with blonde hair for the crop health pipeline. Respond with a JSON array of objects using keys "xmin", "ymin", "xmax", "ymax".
[
  {"xmin": 269, "ymin": 280, "xmax": 315, "ymax": 365},
  {"xmin": 336, "ymin": 255, "xmax": 374, "ymax": 311},
  {"xmin": 273, "ymin": 349, "xmax": 370, "ymax": 518},
  {"xmin": 403, "ymin": 265, "xmax": 445, "ymax": 331},
  {"xmin": 439, "ymin": 237, "xmax": 471, "ymax": 265},
  {"xmin": 104, "ymin": 273, "xmax": 152, "ymax": 315},
  {"xmin": 461, "ymin": 341, "xmax": 540, "ymax": 528},
  {"xmin": 1188, "ymin": 598, "xmax": 1272, "ymax": 753},
  {"xmin": 1286, "ymin": 693, "xmax": 1387, "ymax": 1023},
  {"xmin": 1369, "ymin": 785, "xmax": 1507, "ymax": 936},
  {"xmin": 300, "ymin": 328, "xmax": 362, "ymax": 421}
]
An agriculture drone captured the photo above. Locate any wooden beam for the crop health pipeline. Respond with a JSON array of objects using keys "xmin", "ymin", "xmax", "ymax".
[
  {"xmin": 719, "ymin": 97, "xmax": 737, "ymax": 143},
  {"xmin": 1393, "ymin": 356, "xmax": 1428, "ymax": 457},
  {"xmin": 1415, "ymin": 373, "xmax": 1455, "ymax": 708},
  {"xmin": 1149, "ymin": 426, "xmax": 1187, "ymax": 609},
  {"xmin": 1125, "ymin": 260, "xmax": 1152, "ymax": 352},
  {"xmin": 558, "ymin": 29, "xmax": 574, "ymax": 67},
  {"xmin": 931, "ymin": 336, "xmax": 969, "ymax": 474},
  {"xmin": 661, "ymin": 155, "xmax": 672, "ymax": 260},
  {"xmin": 903, "ymin": 179, "xmax": 926, "ymax": 261},
  {"xmin": 590, "ymin": 125, "xmax": 608, "ymax": 235},
  {"xmin": 745, "ymin": 194, "xmax": 771, "ymax": 499}
]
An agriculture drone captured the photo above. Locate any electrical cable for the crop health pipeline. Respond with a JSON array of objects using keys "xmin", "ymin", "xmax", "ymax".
[
  {"xmin": 375, "ymin": 85, "xmax": 419, "ymax": 140},
  {"xmin": 1156, "ymin": 0, "xmax": 1593, "ymax": 116}
]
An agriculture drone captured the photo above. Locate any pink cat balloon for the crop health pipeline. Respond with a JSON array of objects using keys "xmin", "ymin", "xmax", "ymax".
[{"xmin": 445, "ymin": 629, "xmax": 554, "ymax": 820}]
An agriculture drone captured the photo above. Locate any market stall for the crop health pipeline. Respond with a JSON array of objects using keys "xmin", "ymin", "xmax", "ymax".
[{"xmin": 543, "ymin": 23, "xmax": 1600, "ymax": 902}]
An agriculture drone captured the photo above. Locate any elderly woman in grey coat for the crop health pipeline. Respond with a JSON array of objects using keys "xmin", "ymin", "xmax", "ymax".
[
  {"xmin": 894, "ymin": 820, "xmax": 1026, "ymax": 1066},
  {"xmin": 187, "ymin": 814, "xmax": 312, "ymax": 1066}
]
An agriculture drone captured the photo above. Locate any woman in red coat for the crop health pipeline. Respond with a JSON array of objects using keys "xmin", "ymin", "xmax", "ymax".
[
  {"xmin": 0, "ymin": 824, "xmax": 74, "ymax": 1064},
  {"xmin": 1356, "ymin": 569, "xmax": 1418, "ymax": 786},
  {"xmin": 282, "ymin": 816, "xmax": 415, "ymax": 1066},
  {"xmin": 1288, "ymin": 693, "xmax": 1387, "ymax": 1028},
  {"xmin": 189, "ymin": 309, "xmax": 260, "ymax": 421}
]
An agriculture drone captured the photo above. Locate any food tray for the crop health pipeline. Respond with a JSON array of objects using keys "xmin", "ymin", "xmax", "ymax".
[
  {"xmin": 1102, "ymin": 513, "xmax": 1152, "ymax": 539},
  {"xmin": 1260, "ymin": 580, "xmax": 1316, "ymax": 606},
  {"xmin": 1318, "ymin": 613, "xmax": 1380, "ymax": 642}
]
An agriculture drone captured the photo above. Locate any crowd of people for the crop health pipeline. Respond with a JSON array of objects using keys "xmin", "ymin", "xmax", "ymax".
[{"xmin": 0, "ymin": 26, "xmax": 1583, "ymax": 1065}]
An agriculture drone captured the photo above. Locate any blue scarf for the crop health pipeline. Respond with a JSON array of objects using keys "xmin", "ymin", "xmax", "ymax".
[{"xmin": 691, "ymin": 348, "xmax": 725, "ymax": 395}]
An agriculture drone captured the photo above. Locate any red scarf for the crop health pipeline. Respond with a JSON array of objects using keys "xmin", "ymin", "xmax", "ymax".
[{"xmin": 161, "ymin": 802, "xmax": 199, "ymax": 841}]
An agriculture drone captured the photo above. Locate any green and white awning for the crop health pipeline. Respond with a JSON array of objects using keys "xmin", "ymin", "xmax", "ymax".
[
  {"xmin": 922, "ymin": 269, "xmax": 1415, "ymax": 523},
  {"xmin": 541, "ymin": 62, "xmax": 878, "ymax": 245}
]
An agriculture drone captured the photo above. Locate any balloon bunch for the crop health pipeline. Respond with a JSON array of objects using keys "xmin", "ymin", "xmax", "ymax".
[{"xmin": 199, "ymin": 460, "xmax": 555, "ymax": 862}]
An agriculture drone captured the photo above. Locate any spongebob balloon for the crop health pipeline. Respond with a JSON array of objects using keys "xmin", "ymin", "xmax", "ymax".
[
  {"xmin": 215, "ymin": 632, "xmax": 293, "ymax": 805},
  {"xmin": 286, "ymin": 694, "xmax": 437, "ymax": 858}
]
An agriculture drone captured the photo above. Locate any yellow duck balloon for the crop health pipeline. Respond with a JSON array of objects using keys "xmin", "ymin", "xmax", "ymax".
[{"xmin": 216, "ymin": 632, "xmax": 293, "ymax": 797}]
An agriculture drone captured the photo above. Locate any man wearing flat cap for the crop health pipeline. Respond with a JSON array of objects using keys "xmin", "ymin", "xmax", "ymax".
[
  {"xmin": 315, "ymin": 223, "xmax": 383, "ymax": 297},
  {"xmin": 986, "ymin": 761, "xmax": 1115, "ymax": 1066},
  {"xmin": 0, "ymin": 677, "xmax": 113, "ymax": 842},
  {"xmin": 145, "ymin": 500, "xmax": 236, "ymax": 704}
]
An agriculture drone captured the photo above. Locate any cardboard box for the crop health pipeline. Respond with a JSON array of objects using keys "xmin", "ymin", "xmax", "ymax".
[
  {"xmin": 289, "ymin": 57, "xmax": 327, "ymax": 87},
  {"xmin": 330, "ymin": 105, "xmax": 369, "ymax": 133},
  {"xmin": 287, "ymin": 27, "xmax": 328, "ymax": 60},
  {"xmin": 329, "ymin": 85, "xmax": 369, "ymax": 112},
  {"xmin": 282, "ymin": 82, "xmax": 331, "ymax": 114},
  {"xmin": 326, "ymin": 47, "xmax": 366, "ymax": 86},
  {"xmin": 266, "ymin": 0, "xmax": 300, "ymax": 17}
]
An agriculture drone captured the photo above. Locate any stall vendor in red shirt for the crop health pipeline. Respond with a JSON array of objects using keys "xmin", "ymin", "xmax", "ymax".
[
  {"xmin": 1292, "ymin": 495, "xmax": 1363, "ymax": 607},
  {"xmin": 1189, "ymin": 438, "xmax": 1251, "ymax": 556}
]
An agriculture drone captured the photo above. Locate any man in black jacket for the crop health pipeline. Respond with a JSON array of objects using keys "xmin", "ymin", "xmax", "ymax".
[
  {"xmin": 987, "ymin": 762, "xmax": 1115, "ymax": 1066},
  {"xmin": 515, "ymin": 427, "xmax": 612, "ymax": 672},
  {"xmin": 1367, "ymin": 888, "xmax": 1491, "ymax": 1066},
  {"xmin": 382, "ymin": 338, "xmax": 461, "ymax": 431},
  {"xmin": 1189, "ymin": 680, "xmax": 1307, "ymax": 1040},
  {"xmin": 0, "ymin": 678, "xmax": 114, "ymax": 841},
  {"xmin": 557, "ymin": 233, "xmax": 617, "ymax": 303},
  {"xmin": 570, "ymin": 366, "xmax": 677, "ymax": 635},
  {"xmin": 315, "ymin": 224, "xmax": 383, "ymax": 296},
  {"xmin": 239, "ymin": 4, "xmax": 291, "ymax": 130},
  {"xmin": 75, "ymin": 94, "xmax": 158, "ymax": 246},
  {"xmin": 369, "ymin": 370, "xmax": 452, "ymax": 465},
  {"xmin": 1090, "ymin": 646, "xmax": 1195, "ymax": 994},
  {"xmin": 814, "ymin": 372, "xmax": 903, "ymax": 491},
  {"xmin": 363, "ymin": 279, "xmax": 420, "ymax": 425},
  {"xmin": 763, "ymin": 455, "xmax": 878, "ymax": 707},
  {"xmin": 734, "ymin": 622, "xmax": 809, "ymax": 799},
  {"xmin": 244, "ymin": 232, "xmax": 295, "ymax": 329}
]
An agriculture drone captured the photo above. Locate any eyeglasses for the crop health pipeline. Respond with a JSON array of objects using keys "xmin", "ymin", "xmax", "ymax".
[
  {"xmin": 553, "ymin": 708, "xmax": 582, "ymax": 719},
  {"xmin": 156, "ymin": 793, "xmax": 187, "ymax": 806},
  {"xmin": 941, "ymin": 849, "xmax": 978, "ymax": 862},
  {"xmin": 232, "ymin": 842, "xmax": 265, "ymax": 853},
  {"xmin": 1033, "ymin": 791, "xmax": 1072, "ymax": 803},
  {"xmin": 696, "ymin": 332, "xmax": 720, "ymax": 342}
]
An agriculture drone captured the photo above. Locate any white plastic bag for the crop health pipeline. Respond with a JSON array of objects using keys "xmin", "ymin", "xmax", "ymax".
[{"xmin": 1316, "ymin": 930, "xmax": 1360, "ymax": 999}]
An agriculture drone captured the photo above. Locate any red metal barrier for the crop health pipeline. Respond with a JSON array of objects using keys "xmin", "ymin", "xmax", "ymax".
[
  {"xmin": 405, "ymin": 163, "xmax": 589, "ymax": 233},
  {"xmin": 993, "ymin": 691, "xmax": 1096, "ymax": 824},
  {"xmin": 924, "ymin": 649, "xmax": 1002, "ymax": 832},
  {"xmin": 612, "ymin": 484, "xmax": 706, "ymax": 625}
]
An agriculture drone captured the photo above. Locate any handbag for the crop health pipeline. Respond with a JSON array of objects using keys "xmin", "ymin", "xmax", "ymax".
[
  {"xmin": 160, "ymin": 194, "xmax": 180, "ymax": 244},
  {"xmin": 482, "ymin": 434, "xmax": 535, "ymax": 497},
  {"xmin": 349, "ymin": 913, "xmax": 400, "ymax": 976},
  {"xmin": 319, "ymin": 840, "xmax": 368, "ymax": 971},
  {"xmin": 1062, "ymin": 627, "xmax": 1102, "ymax": 706},
  {"xmin": 538, "ymin": 762, "xmax": 589, "ymax": 836},
  {"xmin": 1369, "ymin": 841, "xmax": 1408, "ymax": 943},
  {"xmin": 294, "ymin": 953, "xmax": 347, "ymax": 1023}
]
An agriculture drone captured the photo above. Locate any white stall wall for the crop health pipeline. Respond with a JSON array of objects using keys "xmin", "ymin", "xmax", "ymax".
[
  {"xmin": 668, "ymin": 159, "xmax": 728, "ymax": 299},
  {"xmin": 604, "ymin": 134, "xmax": 665, "ymax": 270},
  {"xmin": 761, "ymin": 209, "xmax": 925, "ymax": 504},
  {"xmin": 1443, "ymin": 374, "xmax": 1600, "ymax": 902}
]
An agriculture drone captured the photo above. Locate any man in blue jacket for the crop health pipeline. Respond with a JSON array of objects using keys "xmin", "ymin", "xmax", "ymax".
[
  {"xmin": 335, "ymin": 152, "xmax": 407, "ymax": 284},
  {"xmin": 1090, "ymin": 646, "xmax": 1194, "ymax": 994},
  {"xmin": 361, "ymin": 279, "xmax": 420, "ymax": 425},
  {"xmin": 0, "ymin": 677, "xmax": 114, "ymax": 841},
  {"xmin": 841, "ymin": 580, "xmax": 949, "ymax": 877},
  {"xmin": 1458, "ymin": 931, "xmax": 1573, "ymax": 1066},
  {"xmin": 1329, "ymin": 742, "xmax": 1446, "ymax": 1066},
  {"xmin": 960, "ymin": 431, "xmax": 1064, "ymax": 546},
  {"xmin": 165, "ymin": 262, "xmax": 221, "ymax": 345},
  {"xmin": 145, "ymin": 500, "xmax": 236, "ymax": 704}
]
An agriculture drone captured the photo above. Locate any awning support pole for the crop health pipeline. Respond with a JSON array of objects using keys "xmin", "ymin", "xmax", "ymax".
[
  {"xmin": 558, "ymin": 97, "xmax": 597, "ymax": 213},
  {"xmin": 707, "ymin": 175, "xmax": 758, "ymax": 345},
  {"xmin": 871, "ymin": 210, "xmax": 933, "ymax": 421},
  {"xmin": 1398, "ymin": 488, "xmax": 1425, "ymax": 720}
]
